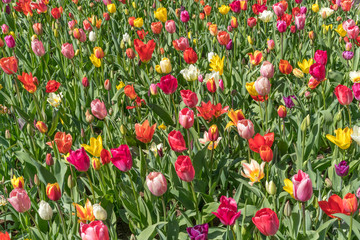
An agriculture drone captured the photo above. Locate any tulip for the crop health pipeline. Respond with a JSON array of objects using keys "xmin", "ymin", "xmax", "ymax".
[
  {"xmin": 217, "ymin": 31, "xmax": 230, "ymax": 45},
  {"xmin": 237, "ymin": 119, "xmax": 254, "ymax": 140},
  {"xmin": 314, "ymin": 50, "xmax": 328, "ymax": 65},
  {"xmin": 187, "ymin": 223, "xmax": 209, "ymax": 240},
  {"xmin": 260, "ymin": 61, "xmax": 274, "ymax": 78},
  {"xmin": 309, "ymin": 63, "xmax": 326, "ymax": 81},
  {"xmin": 46, "ymin": 132, "xmax": 73, "ymax": 154},
  {"xmin": 135, "ymin": 120, "xmax": 156, "ymax": 143},
  {"xmin": 61, "ymin": 43, "xmax": 75, "ymax": 59},
  {"xmin": 277, "ymin": 105, "xmax": 287, "ymax": 118},
  {"xmin": 208, "ymin": 124, "xmax": 219, "ymax": 142},
  {"xmin": 347, "ymin": 26, "xmax": 359, "ymax": 39},
  {"xmin": 110, "ymin": 145, "xmax": 132, "ymax": 172},
  {"xmin": 100, "ymin": 149, "xmax": 111, "ymax": 165},
  {"xmin": 36, "ymin": 121, "xmax": 48, "ymax": 133},
  {"xmin": 179, "ymin": 108, "xmax": 194, "ymax": 129},
  {"xmin": 38, "ymin": 200, "xmax": 53, "ymax": 220},
  {"xmin": 343, "ymin": 193, "xmax": 358, "ymax": 214},
  {"xmin": 230, "ymin": 0, "xmax": 241, "ymax": 13},
  {"xmin": 134, "ymin": 39, "xmax": 156, "ymax": 63},
  {"xmin": 334, "ymin": 85, "xmax": 353, "ymax": 105},
  {"xmin": 149, "ymin": 84, "xmax": 158, "ymax": 95},
  {"xmin": 180, "ymin": 65, "xmax": 200, "ymax": 82},
  {"xmin": 180, "ymin": 10, "xmax": 190, "ymax": 22},
  {"xmin": 231, "ymin": 17, "xmax": 238, "ymax": 28},
  {"xmin": 273, "ymin": 3, "xmax": 284, "ymax": 16},
  {"xmin": 279, "ymin": 60, "xmax": 292, "ymax": 74},
  {"xmin": 8, "ymin": 188, "xmax": 31, "ymax": 213},
  {"xmin": 168, "ymin": 130, "xmax": 187, "ymax": 152},
  {"xmin": 180, "ymin": 90, "xmax": 198, "ymax": 108},
  {"xmin": 159, "ymin": 58, "xmax": 172, "ymax": 74},
  {"xmin": 266, "ymin": 181, "xmax": 277, "ymax": 195},
  {"xmin": 94, "ymin": 47, "xmax": 105, "ymax": 59},
  {"xmin": 206, "ymin": 78, "xmax": 217, "ymax": 93},
  {"xmin": 327, "ymin": 127, "xmax": 353, "ymax": 149},
  {"xmin": 267, "ymin": 39, "xmax": 275, "ymax": 50},
  {"xmin": 300, "ymin": 6, "xmax": 307, "ymax": 14},
  {"xmin": 290, "ymin": 25, "xmax": 296, "ymax": 34},
  {"xmin": 259, "ymin": 145, "xmax": 273, "ymax": 162},
  {"xmin": 124, "ymin": 85, "xmax": 137, "ymax": 99},
  {"xmin": 11, "ymin": 176, "xmax": 24, "ymax": 189},
  {"xmin": 247, "ymin": 17, "xmax": 257, "ymax": 27},
  {"xmin": 252, "ymin": 208, "xmax": 279, "ymax": 236},
  {"xmin": 212, "ymin": 196, "xmax": 241, "ymax": 225},
  {"xmin": 283, "ymin": 95, "xmax": 296, "ymax": 108},
  {"xmin": 343, "ymin": 51, "xmax": 354, "ymax": 60},
  {"xmin": 219, "ymin": 5, "xmax": 231, "ymax": 15},
  {"xmin": 352, "ymin": 83, "xmax": 360, "ymax": 101},
  {"xmin": 175, "ymin": 155, "xmax": 195, "ymax": 182},
  {"xmin": 277, "ymin": 20, "xmax": 287, "ymax": 33},
  {"xmin": 157, "ymin": 74, "xmax": 178, "ymax": 95},
  {"xmin": 46, "ymin": 153, "xmax": 54, "ymax": 166},
  {"xmin": 67, "ymin": 148, "xmax": 90, "ymax": 172},
  {"xmin": 126, "ymin": 48, "xmax": 135, "ymax": 59},
  {"xmin": 4, "ymin": 35, "xmax": 15, "ymax": 48},
  {"xmin": 242, "ymin": 159, "xmax": 266, "ymax": 185},
  {"xmin": 292, "ymin": 170, "xmax": 313, "ymax": 202},
  {"xmin": 184, "ymin": 47, "xmax": 198, "ymax": 64},
  {"xmin": 33, "ymin": 23, "xmax": 43, "ymax": 35},
  {"xmin": 258, "ymin": 11, "xmax": 273, "ymax": 23},
  {"xmin": 89, "ymin": 31, "xmax": 96, "ymax": 42},
  {"xmin": 93, "ymin": 204, "xmax": 107, "ymax": 221},
  {"xmin": 357, "ymin": 188, "xmax": 360, "ymax": 198},
  {"xmin": 80, "ymin": 220, "xmax": 110, "ymax": 240},
  {"xmin": 146, "ymin": 172, "xmax": 167, "ymax": 196},
  {"xmin": 151, "ymin": 22, "xmax": 163, "ymax": 34},
  {"xmin": 165, "ymin": 20, "xmax": 176, "ymax": 33},
  {"xmin": 154, "ymin": 7, "xmax": 167, "ymax": 23},
  {"xmin": 46, "ymin": 182, "xmax": 61, "ymax": 201},
  {"xmin": 335, "ymin": 161, "xmax": 349, "ymax": 177},
  {"xmin": 226, "ymin": 39, "xmax": 233, "ymax": 50},
  {"xmin": 92, "ymin": 157, "xmax": 101, "ymax": 170},
  {"xmin": 295, "ymin": 14, "xmax": 306, "ymax": 30},
  {"xmin": 254, "ymin": 76, "xmax": 271, "ymax": 96},
  {"xmin": 91, "ymin": 99, "xmax": 107, "ymax": 120},
  {"xmin": 1, "ymin": 24, "xmax": 9, "ymax": 34},
  {"xmin": 172, "ymin": 37, "xmax": 189, "ymax": 51}
]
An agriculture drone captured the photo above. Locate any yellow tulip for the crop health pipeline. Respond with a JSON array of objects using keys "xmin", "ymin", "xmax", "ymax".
[
  {"xmin": 335, "ymin": 24, "xmax": 347, "ymax": 37},
  {"xmin": 326, "ymin": 127, "xmax": 353, "ymax": 150},
  {"xmin": 107, "ymin": 3, "xmax": 116, "ymax": 13},
  {"xmin": 160, "ymin": 58, "xmax": 172, "ymax": 74},
  {"xmin": 81, "ymin": 135, "xmax": 103, "ymax": 157},
  {"xmin": 155, "ymin": 65, "xmax": 162, "ymax": 74},
  {"xmin": 246, "ymin": 82, "xmax": 258, "ymax": 96},
  {"xmin": 158, "ymin": 124, "xmax": 166, "ymax": 130},
  {"xmin": 297, "ymin": 59, "xmax": 314, "ymax": 74},
  {"xmin": 312, "ymin": 4, "xmax": 319, "ymax": 13},
  {"xmin": 209, "ymin": 55, "xmax": 224, "ymax": 75},
  {"xmin": 283, "ymin": 179, "xmax": 294, "ymax": 198},
  {"xmin": 116, "ymin": 81, "xmax": 125, "ymax": 90},
  {"xmin": 133, "ymin": 18, "xmax": 143, "ymax": 28},
  {"xmin": 11, "ymin": 176, "xmax": 24, "ymax": 189},
  {"xmin": 154, "ymin": 7, "xmax": 167, "ymax": 23},
  {"xmin": 89, "ymin": 54, "xmax": 101, "ymax": 68},
  {"xmin": 218, "ymin": 5, "xmax": 231, "ymax": 15},
  {"xmin": 132, "ymin": 2, "xmax": 136, "ymax": 8},
  {"xmin": 293, "ymin": 68, "xmax": 304, "ymax": 78}
]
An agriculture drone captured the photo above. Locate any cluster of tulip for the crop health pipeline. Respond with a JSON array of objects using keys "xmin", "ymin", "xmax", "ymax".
[{"xmin": 2, "ymin": 0, "xmax": 360, "ymax": 239}]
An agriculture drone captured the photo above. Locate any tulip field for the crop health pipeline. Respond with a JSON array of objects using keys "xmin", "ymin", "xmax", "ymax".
[{"xmin": 2, "ymin": 0, "xmax": 360, "ymax": 239}]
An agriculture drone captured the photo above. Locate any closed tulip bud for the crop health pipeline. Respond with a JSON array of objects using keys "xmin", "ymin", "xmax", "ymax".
[
  {"xmin": 254, "ymin": 76, "xmax": 271, "ymax": 96},
  {"xmin": 81, "ymin": 128, "xmax": 85, "ymax": 138},
  {"xmin": 104, "ymin": 79, "xmax": 111, "ymax": 90},
  {"xmin": 343, "ymin": 193, "xmax": 358, "ymax": 214},
  {"xmin": 46, "ymin": 153, "xmax": 54, "ymax": 166},
  {"xmin": 33, "ymin": 23, "xmax": 43, "ymax": 35},
  {"xmin": 309, "ymin": 31, "xmax": 315, "ymax": 40},
  {"xmin": 67, "ymin": 175, "xmax": 74, "ymax": 189},
  {"xmin": 1, "ymin": 24, "xmax": 9, "ymax": 34},
  {"xmin": 75, "ymin": 49, "xmax": 80, "ymax": 56},
  {"xmin": 38, "ymin": 200, "xmax": 53, "ymax": 220},
  {"xmin": 34, "ymin": 174, "xmax": 40, "ymax": 186},
  {"xmin": 120, "ymin": 40, "xmax": 125, "ymax": 49},
  {"xmin": 206, "ymin": 78, "xmax": 217, "ymax": 93},
  {"xmin": 301, "ymin": 115, "xmax": 310, "ymax": 132},
  {"xmin": 93, "ymin": 204, "xmax": 107, "ymax": 220},
  {"xmin": 82, "ymin": 77, "xmax": 89, "ymax": 88},
  {"xmin": 5, "ymin": 129, "xmax": 11, "ymax": 139},
  {"xmin": 126, "ymin": 48, "xmax": 135, "ymax": 59},
  {"xmin": 54, "ymin": 29, "xmax": 58, "ymax": 37},
  {"xmin": 293, "ymin": 68, "xmax": 304, "ymax": 78},
  {"xmin": 227, "ymin": 25, "xmax": 233, "ymax": 32},
  {"xmin": 120, "ymin": 125, "xmax": 126, "ymax": 135},
  {"xmin": 208, "ymin": 125, "xmax": 219, "ymax": 141},
  {"xmin": 346, "ymin": 42, "xmax": 352, "ymax": 51},
  {"xmin": 103, "ymin": 12, "xmax": 110, "ymax": 21},
  {"xmin": 0, "ymin": 38, "xmax": 4, "ymax": 48},
  {"xmin": 4, "ymin": 35, "xmax": 15, "ymax": 48},
  {"xmin": 312, "ymin": 4, "xmax": 319, "ymax": 12},
  {"xmin": 77, "ymin": 6, "xmax": 82, "ymax": 11},
  {"xmin": 36, "ymin": 121, "xmax": 48, "ymax": 133},
  {"xmin": 219, "ymin": 79, "xmax": 224, "ymax": 91},
  {"xmin": 46, "ymin": 183, "xmax": 61, "ymax": 201},
  {"xmin": 94, "ymin": 47, "xmax": 105, "ymax": 59},
  {"xmin": 267, "ymin": 39, "xmax": 275, "ymax": 50},
  {"xmin": 146, "ymin": 172, "xmax": 167, "ymax": 196},
  {"xmin": 277, "ymin": 105, "xmax": 287, "ymax": 118},
  {"xmin": 284, "ymin": 201, "xmax": 291, "ymax": 217},
  {"xmin": 92, "ymin": 157, "xmax": 101, "ymax": 170},
  {"xmin": 265, "ymin": 181, "xmax": 276, "ymax": 195},
  {"xmin": 149, "ymin": 84, "xmax": 158, "ymax": 95},
  {"xmin": 109, "ymin": 108, "xmax": 113, "ymax": 116},
  {"xmin": 324, "ymin": 178, "xmax": 332, "ymax": 188},
  {"xmin": 247, "ymin": 35, "xmax": 253, "ymax": 45}
]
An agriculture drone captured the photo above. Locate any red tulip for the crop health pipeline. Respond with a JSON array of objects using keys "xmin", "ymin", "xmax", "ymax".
[
  {"xmin": 252, "ymin": 208, "xmax": 279, "ymax": 236},
  {"xmin": 248, "ymin": 133, "xmax": 275, "ymax": 153},
  {"xmin": 0, "ymin": 56, "xmax": 18, "ymax": 75},
  {"xmin": 217, "ymin": 31, "xmax": 230, "ymax": 45},
  {"xmin": 175, "ymin": 155, "xmax": 195, "ymax": 182},
  {"xmin": 46, "ymin": 182, "xmax": 62, "ymax": 201},
  {"xmin": 334, "ymin": 84, "xmax": 353, "ymax": 105},
  {"xmin": 151, "ymin": 22, "xmax": 163, "ymax": 34},
  {"xmin": 184, "ymin": 47, "xmax": 198, "ymax": 64},
  {"xmin": 279, "ymin": 59, "xmax": 292, "ymax": 74},
  {"xmin": 157, "ymin": 74, "xmax": 178, "ymax": 95},
  {"xmin": 180, "ymin": 90, "xmax": 198, "ymax": 108},
  {"xmin": 100, "ymin": 149, "xmax": 111, "ymax": 165},
  {"xmin": 343, "ymin": 193, "xmax": 358, "ymax": 214},
  {"xmin": 110, "ymin": 145, "xmax": 133, "ymax": 172},
  {"xmin": 45, "ymin": 80, "xmax": 61, "ymax": 93},
  {"xmin": 247, "ymin": 17, "xmax": 257, "ymax": 28},
  {"xmin": 212, "ymin": 196, "xmax": 241, "ymax": 226},
  {"xmin": 318, "ymin": 194, "xmax": 348, "ymax": 218},
  {"xmin": 208, "ymin": 125, "xmax": 219, "ymax": 141},
  {"xmin": 172, "ymin": 37, "xmax": 189, "ymax": 51},
  {"xmin": 168, "ymin": 130, "xmax": 187, "ymax": 152},
  {"xmin": 134, "ymin": 39, "xmax": 156, "ymax": 63},
  {"xmin": 259, "ymin": 145, "xmax": 273, "ymax": 162}
]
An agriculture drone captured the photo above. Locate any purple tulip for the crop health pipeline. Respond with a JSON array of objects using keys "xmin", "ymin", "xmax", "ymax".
[
  {"xmin": 283, "ymin": 95, "xmax": 296, "ymax": 108},
  {"xmin": 4, "ymin": 35, "xmax": 15, "ymax": 48},
  {"xmin": 335, "ymin": 161, "xmax": 349, "ymax": 177},
  {"xmin": 226, "ymin": 39, "xmax": 233, "ymax": 50},
  {"xmin": 5, "ymin": 5, "xmax": 10, "ymax": 14},
  {"xmin": 343, "ymin": 51, "xmax": 354, "ymax": 60},
  {"xmin": 187, "ymin": 223, "xmax": 209, "ymax": 240}
]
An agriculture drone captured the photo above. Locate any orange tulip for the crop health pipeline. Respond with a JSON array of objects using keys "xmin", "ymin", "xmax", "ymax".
[
  {"xmin": 135, "ymin": 120, "xmax": 156, "ymax": 143},
  {"xmin": 204, "ymin": 5, "xmax": 212, "ymax": 16},
  {"xmin": 209, "ymin": 24, "xmax": 218, "ymax": 36},
  {"xmin": 134, "ymin": 39, "xmax": 156, "ymax": 63},
  {"xmin": 124, "ymin": 85, "xmax": 137, "ymax": 100},
  {"xmin": 259, "ymin": 145, "xmax": 273, "ymax": 162},
  {"xmin": 17, "ymin": 72, "xmax": 37, "ymax": 93},
  {"xmin": 73, "ymin": 199, "xmax": 95, "ymax": 223},
  {"xmin": 279, "ymin": 60, "xmax": 293, "ymax": 74},
  {"xmin": 248, "ymin": 51, "xmax": 263, "ymax": 66},
  {"xmin": 343, "ymin": 193, "xmax": 358, "ymax": 214},
  {"xmin": 0, "ymin": 56, "xmax": 18, "ymax": 75},
  {"xmin": 151, "ymin": 22, "xmax": 163, "ymax": 34},
  {"xmin": 94, "ymin": 47, "xmax": 105, "ymax": 59},
  {"xmin": 46, "ymin": 183, "xmax": 61, "ymax": 201},
  {"xmin": 46, "ymin": 132, "xmax": 73, "ymax": 154},
  {"xmin": 217, "ymin": 31, "xmax": 230, "ymax": 45}
]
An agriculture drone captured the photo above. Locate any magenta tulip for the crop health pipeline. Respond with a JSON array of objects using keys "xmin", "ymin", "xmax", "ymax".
[
  {"xmin": 212, "ymin": 196, "xmax": 241, "ymax": 226},
  {"xmin": 110, "ymin": 145, "xmax": 132, "ymax": 172},
  {"xmin": 67, "ymin": 147, "xmax": 90, "ymax": 172},
  {"xmin": 80, "ymin": 220, "xmax": 110, "ymax": 240},
  {"xmin": 276, "ymin": 20, "xmax": 287, "ymax": 33},
  {"xmin": 314, "ymin": 50, "xmax": 328, "ymax": 65},
  {"xmin": 309, "ymin": 63, "xmax": 326, "ymax": 81}
]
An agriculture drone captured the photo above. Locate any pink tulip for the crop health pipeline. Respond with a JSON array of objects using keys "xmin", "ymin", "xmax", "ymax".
[
  {"xmin": 342, "ymin": 19, "xmax": 355, "ymax": 31},
  {"xmin": 4, "ymin": 35, "xmax": 15, "ymax": 48},
  {"xmin": 67, "ymin": 147, "xmax": 90, "ymax": 172},
  {"xmin": 309, "ymin": 63, "xmax": 326, "ymax": 81},
  {"xmin": 212, "ymin": 196, "xmax": 241, "ymax": 226},
  {"xmin": 314, "ymin": 50, "xmax": 328, "ymax": 65},
  {"xmin": 110, "ymin": 145, "xmax": 132, "ymax": 172},
  {"xmin": 165, "ymin": 20, "xmax": 176, "ymax": 34},
  {"xmin": 180, "ymin": 10, "xmax": 190, "ymax": 22},
  {"xmin": 146, "ymin": 172, "xmax": 167, "ymax": 196},
  {"xmin": 273, "ymin": 3, "xmax": 284, "ymax": 16},
  {"xmin": 292, "ymin": 170, "xmax": 313, "ymax": 202},
  {"xmin": 8, "ymin": 188, "xmax": 31, "ymax": 213},
  {"xmin": 31, "ymin": 39, "xmax": 45, "ymax": 57},
  {"xmin": 352, "ymin": 83, "xmax": 360, "ymax": 101},
  {"xmin": 91, "ymin": 99, "xmax": 107, "ymax": 120},
  {"xmin": 276, "ymin": 20, "xmax": 287, "ymax": 33},
  {"xmin": 219, "ymin": 79, "xmax": 224, "ymax": 91},
  {"xmin": 295, "ymin": 14, "xmax": 306, "ymax": 30},
  {"xmin": 179, "ymin": 108, "xmax": 194, "ymax": 129},
  {"xmin": 237, "ymin": 119, "xmax": 255, "ymax": 140},
  {"xmin": 1, "ymin": 24, "xmax": 9, "ymax": 34},
  {"xmin": 61, "ymin": 43, "xmax": 75, "ymax": 59},
  {"xmin": 254, "ymin": 77, "xmax": 271, "ymax": 96},
  {"xmin": 80, "ymin": 220, "xmax": 110, "ymax": 240},
  {"xmin": 173, "ymin": 37, "xmax": 190, "ymax": 51},
  {"xmin": 267, "ymin": 39, "xmax": 275, "ymax": 50},
  {"xmin": 79, "ymin": 28, "xmax": 87, "ymax": 42},
  {"xmin": 175, "ymin": 155, "xmax": 195, "ymax": 182},
  {"xmin": 347, "ymin": 25, "xmax": 359, "ymax": 39},
  {"xmin": 260, "ymin": 61, "xmax": 274, "ymax": 78}
]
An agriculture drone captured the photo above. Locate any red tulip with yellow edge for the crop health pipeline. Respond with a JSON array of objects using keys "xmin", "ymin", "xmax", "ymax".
[{"xmin": 46, "ymin": 182, "xmax": 61, "ymax": 201}]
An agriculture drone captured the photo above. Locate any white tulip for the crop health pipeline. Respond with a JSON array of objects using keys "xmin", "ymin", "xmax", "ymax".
[
  {"xmin": 89, "ymin": 31, "xmax": 96, "ymax": 42},
  {"xmin": 93, "ymin": 204, "xmax": 107, "ymax": 221},
  {"xmin": 38, "ymin": 200, "xmax": 53, "ymax": 221}
]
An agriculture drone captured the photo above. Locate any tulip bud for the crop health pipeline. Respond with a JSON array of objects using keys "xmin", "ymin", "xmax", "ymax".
[
  {"xmin": 46, "ymin": 183, "xmax": 61, "ymax": 201},
  {"xmin": 293, "ymin": 68, "xmax": 304, "ymax": 78},
  {"xmin": 267, "ymin": 39, "xmax": 275, "ymax": 50},
  {"xmin": 89, "ymin": 31, "xmax": 96, "ymax": 42},
  {"xmin": 36, "ymin": 121, "xmax": 48, "ymax": 134},
  {"xmin": 208, "ymin": 125, "xmax": 219, "ymax": 141},
  {"xmin": 305, "ymin": 91, "xmax": 311, "ymax": 99},
  {"xmin": 308, "ymin": 31, "xmax": 315, "ymax": 40},
  {"xmin": 149, "ymin": 84, "xmax": 158, "ymax": 95},
  {"xmin": 92, "ymin": 157, "xmax": 101, "ymax": 170},
  {"xmin": 54, "ymin": 29, "xmax": 58, "ymax": 37},
  {"xmin": 85, "ymin": 110, "xmax": 94, "ymax": 123},
  {"xmin": 206, "ymin": 78, "xmax": 217, "ymax": 93},
  {"xmin": 346, "ymin": 42, "xmax": 352, "ymax": 51},
  {"xmin": 120, "ymin": 40, "xmax": 125, "ymax": 49},
  {"xmin": 33, "ymin": 23, "xmax": 43, "ymax": 35},
  {"xmin": 93, "ymin": 204, "xmax": 107, "ymax": 220},
  {"xmin": 198, "ymin": 75, "xmax": 203, "ymax": 82},
  {"xmin": 75, "ymin": 49, "xmax": 80, "ymax": 56},
  {"xmin": 120, "ymin": 125, "xmax": 126, "ymax": 135},
  {"xmin": 300, "ymin": 114, "xmax": 310, "ymax": 132},
  {"xmin": 67, "ymin": 175, "xmax": 74, "ymax": 189},
  {"xmin": 46, "ymin": 153, "xmax": 54, "ymax": 166},
  {"xmin": 219, "ymin": 79, "xmax": 224, "ymax": 91},
  {"xmin": 277, "ymin": 105, "xmax": 287, "ymax": 118},
  {"xmin": 284, "ymin": 201, "xmax": 291, "ymax": 217},
  {"xmin": 325, "ymin": 178, "xmax": 332, "ymax": 188},
  {"xmin": 38, "ymin": 200, "xmax": 53, "ymax": 220},
  {"xmin": 5, "ymin": 129, "xmax": 11, "ymax": 139},
  {"xmin": 34, "ymin": 174, "xmax": 40, "ymax": 186},
  {"xmin": 247, "ymin": 35, "xmax": 253, "ymax": 45},
  {"xmin": 82, "ymin": 77, "xmax": 89, "ymax": 88},
  {"xmin": 104, "ymin": 79, "xmax": 111, "ymax": 90},
  {"xmin": 126, "ymin": 48, "xmax": 135, "ymax": 59},
  {"xmin": 265, "ymin": 181, "xmax": 276, "ymax": 195}
]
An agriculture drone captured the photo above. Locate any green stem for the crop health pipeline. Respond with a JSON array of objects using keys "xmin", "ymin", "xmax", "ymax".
[
  {"xmin": 187, "ymin": 129, "xmax": 192, "ymax": 159},
  {"xmin": 126, "ymin": 171, "xmax": 142, "ymax": 228},
  {"xmin": 85, "ymin": 171, "xmax": 96, "ymax": 203},
  {"xmin": 161, "ymin": 196, "xmax": 167, "ymax": 221},
  {"xmin": 302, "ymin": 202, "xmax": 306, "ymax": 236},
  {"xmin": 55, "ymin": 201, "xmax": 69, "ymax": 240},
  {"xmin": 231, "ymin": 226, "xmax": 237, "ymax": 240},
  {"xmin": 322, "ymin": 82, "xmax": 326, "ymax": 109},
  {"xmin": 27, "ymin": 211, "xmax": 46, "ymax": 240},
  {"xmin": 347, "ymin": 105, "xmax": 351, "ymax": 128},
  {"xmin": 190, "ymin": 182, "xmax": 201, "ymax": 224},
  {"xmin": 349, "ymin": 214, "xmax": 353, "ymax": 240}
]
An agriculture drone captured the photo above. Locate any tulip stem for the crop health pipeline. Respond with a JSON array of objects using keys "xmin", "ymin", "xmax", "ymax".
[
  {"xmin": 190, "ymin": 182, "xmax": 201, "ymax": 224},
  {"xmin": 347, "ymin": 105, "xmax": 351, "ymax": 128},
  {"xmin": 127, "ymin": 171, "xmax": 142, "ymax": 228},
  {"xmin": 187, "ymin": 129, "xmax": 192, "ymax": 159},
  {"xmin": 302, "ymin": 202, "xmax": 306, "ymax": 236},
  {"xmin": 280, "ymin": 33, "xmax": 283, "ymax": 59},
  {"xmin": 231, "ymin": 226, "xmax": 236, "ymax": 240},
  {"xmin": 27, "ymin": 211, "xmax": 46, "ymax": 240},
  {"xmin": 13, "ymin": 76, "xmax": 24, "ymax": 110},
  {"xmin": 161, "ymin": 196, "xmax": 167, "ymax": 221},
  {"xmin": 321, "ymin": 82, "xmax": 326, "ymax": 109},
  {"xmin": 85, "ymin": 171, "xmax": 96, "ymax": 203},
  {"xmin": 266, "ymin": 163, "xmax": 269, "ymax": 182},
  {"xmin": 349, "ymin": 214, "xmax": 353, "ymax": 240},
  {"xmin": 265, "ymin": 99, "xmax": 268, "ymax": 130},
  {"xmin": 55, "ymin": 201, "xmax": 69, "ymax": 240}
]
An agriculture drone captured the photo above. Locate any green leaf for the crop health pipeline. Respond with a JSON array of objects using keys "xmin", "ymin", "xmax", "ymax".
[
  {"xmin": 148, "ymin": 103, "xmax": 174, "ymax": 126},
  {"xmin": 333, "ymin": 214, "xmax": 360, "ymax": 239},
  {"xmin": 137, "ymin": 222, "xmax": 167, "ymax": 240}
]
